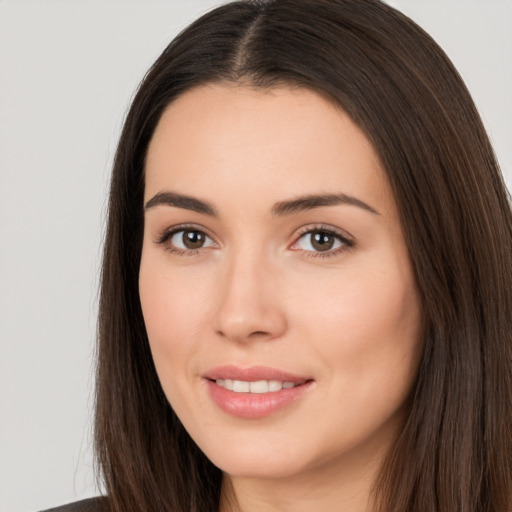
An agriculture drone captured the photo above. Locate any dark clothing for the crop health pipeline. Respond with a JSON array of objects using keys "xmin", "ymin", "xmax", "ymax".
[{"xmin": 41, "ymin": 497, "xmax": 109, "ymax": 512}]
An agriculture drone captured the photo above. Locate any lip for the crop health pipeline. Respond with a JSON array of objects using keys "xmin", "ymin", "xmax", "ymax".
[
  {"xmin": 203, "ymin": 364, "xmax": 310, "ymax": 383},
  {"xmin": 203, "ymin": 365, "xmax": 314, "ymax": 419}
]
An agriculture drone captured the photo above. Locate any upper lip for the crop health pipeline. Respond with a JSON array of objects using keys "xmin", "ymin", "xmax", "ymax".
[{"xmin": 203, "ymin": 365, "xmax": 311, "ymax": 383}]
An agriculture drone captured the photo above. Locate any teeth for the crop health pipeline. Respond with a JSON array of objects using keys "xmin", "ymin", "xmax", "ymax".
[
  {"xmin": 215, "ymin": 379, "xmax": 298, "ymax": 393},
  {"xmin": 268, "ymin": 380, "xmax": 283, "ymax": 392},
  {"xmin": 233, "ymin": 380, "xmax": 250, "ymax": 392},
  {"xmin": 250, "ymin": 380, "xmax": 268, "ymax": 393}
]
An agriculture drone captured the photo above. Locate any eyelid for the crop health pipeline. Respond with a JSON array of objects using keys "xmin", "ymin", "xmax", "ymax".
[
  {"xmin": 155, "ymin": 223, "xmax": 214, "ymax": 240},
  {"xmin": 294, "ymin": 223, "xmax": 354, "ymax": 240}
]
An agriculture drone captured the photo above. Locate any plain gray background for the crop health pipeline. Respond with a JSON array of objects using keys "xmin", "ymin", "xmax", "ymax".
[{"xmin": 0, "ymin": 1, "xmax": 510, "ymax": 511}]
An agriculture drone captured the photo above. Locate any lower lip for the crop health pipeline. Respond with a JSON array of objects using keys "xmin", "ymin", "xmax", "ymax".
[{"xmin": 205, "ymin": 379, "xmax": 313, "ymax": 419}]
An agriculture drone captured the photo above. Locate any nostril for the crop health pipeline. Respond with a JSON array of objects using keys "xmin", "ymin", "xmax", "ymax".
[{"xmin": 246, "ymin": 330, "xmax": 274, "ymax": 341}]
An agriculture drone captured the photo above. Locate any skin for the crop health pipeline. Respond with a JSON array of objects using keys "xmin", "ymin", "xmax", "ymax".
[{"xmin": 139, "ymin": 85, "xmax": 423, "ymax": 512}]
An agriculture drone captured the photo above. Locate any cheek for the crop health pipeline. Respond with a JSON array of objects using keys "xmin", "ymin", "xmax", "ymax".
[
  {"xmin": 140, "ymin": 249, "xmax": 210, "ymax": 332},
  {"xmin": 291, "ymin": 256, "xmax": 423, "ymax": 390},
  {"xmin": 291, "ymin": 263, "xmax": 422, "ymax": 449},
  {"xmin": 138, "ymin": 251, "xmax": 212, "ymax": 382},
  {"xmin": 297, "ymin": 260, "xmax": 418, "ymax": 330}
]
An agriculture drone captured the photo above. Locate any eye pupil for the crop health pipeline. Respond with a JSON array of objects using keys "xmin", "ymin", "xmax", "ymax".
[
  {"xmin": 311, "ymin": 231, "xmax": 334, "ymax": 251},
  {"xmin": 183, "ymin": 230, "xmax": 205, "ymax": 249}
]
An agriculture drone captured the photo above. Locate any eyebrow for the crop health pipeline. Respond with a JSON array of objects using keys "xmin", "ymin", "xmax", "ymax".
[
  {"xmin": 144, "ymin": 191, "xmax": 379, "ymax": 217},
  {"xmin": 271, "ymin": 193, "xmax": 379, "ymax": 216},
  {"xmin": 145, "ymin": 191, "xmax": 218, "ymax": 216}
]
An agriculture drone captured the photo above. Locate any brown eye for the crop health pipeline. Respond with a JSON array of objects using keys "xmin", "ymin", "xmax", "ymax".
[
  {"xmin": 295, "ymin": 228, "xmax": 349, "ymax": 254},
  {"xmin": 168, "ymin": 229, "xmax": 215, "ymax": 251},
  {"xmin": 182, "ymin": 230, "xmax": 205, "ymax": 249},
  {"xmin": 310, "ymin": 231, "xmax": 335, "ymax": 251}
]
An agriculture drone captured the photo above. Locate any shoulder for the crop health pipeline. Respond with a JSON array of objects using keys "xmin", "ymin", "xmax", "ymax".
[{"xmin": 40, "ymin": 496, "xmax": 109, "ymax": 512}]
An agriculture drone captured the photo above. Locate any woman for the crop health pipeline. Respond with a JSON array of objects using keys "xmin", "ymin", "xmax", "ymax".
[{"xmin": 46, "ymin": 0, "xmax": 512, "ymax": 511}]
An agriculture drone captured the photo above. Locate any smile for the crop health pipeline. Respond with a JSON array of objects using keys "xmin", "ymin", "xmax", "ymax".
[
  {"xmin": 203, "ymin": 366, "xmax": 314, "ymax": 418},
  {"xmin": 215, "ymin": 379, "xmax": 299, "ymax": 393}
]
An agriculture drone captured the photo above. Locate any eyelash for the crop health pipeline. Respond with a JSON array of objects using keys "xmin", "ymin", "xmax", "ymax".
[{"xmin": 155, "ymin": 224, "xmax": 355, "ymax": 259}]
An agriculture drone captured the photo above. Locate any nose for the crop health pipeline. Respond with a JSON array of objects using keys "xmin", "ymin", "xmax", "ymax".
[{"xmin": 212, "ymin": 252, "xmax": 288, "ymax": 343}]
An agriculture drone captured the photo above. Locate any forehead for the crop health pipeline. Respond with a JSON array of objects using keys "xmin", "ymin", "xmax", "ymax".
[{"xmin": 144, "ymin": 84, "xmax": 393, "ymax": 215}]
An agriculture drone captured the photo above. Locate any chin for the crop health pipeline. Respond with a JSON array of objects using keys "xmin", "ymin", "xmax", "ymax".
[
  {"xmin": 212, "ymin": 453, "xmax": 309, "ymax": 480},
  {"xmin": 192, "ymin": 430, "xmax": 311, "ymax": 479}
]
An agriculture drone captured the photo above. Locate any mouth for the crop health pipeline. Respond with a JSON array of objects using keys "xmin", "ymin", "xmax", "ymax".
[{"xmin": 203, "ymin": 365, "xmax": 314, "ymax": 418}]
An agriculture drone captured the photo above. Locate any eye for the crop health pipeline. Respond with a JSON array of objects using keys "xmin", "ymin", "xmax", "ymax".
[
  {"xmin": 297, "ymin": 230, "xmax": 342, "ymax": 252},
  {"xmin": 171, "ymin": 229, "xmax": 214, "ymax": 250},
  {"xmin": 157, "ymin": 227, "xmax": 217, "ymax": 254},
  {"xmin": 291, "ymin": 227, "xmax": 354, "ymax": 257}
]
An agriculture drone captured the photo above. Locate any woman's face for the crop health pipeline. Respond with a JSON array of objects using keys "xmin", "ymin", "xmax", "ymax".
[{"xmin": 140, "ymin": 85, "xmax": 423, "ymax": 482}]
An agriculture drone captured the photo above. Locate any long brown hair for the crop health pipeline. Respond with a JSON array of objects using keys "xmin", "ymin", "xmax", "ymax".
[{"xmin": 95, "ymin": 1, "xmax": 512, "ymax": 511}]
